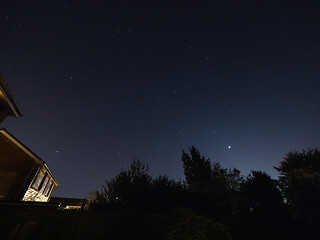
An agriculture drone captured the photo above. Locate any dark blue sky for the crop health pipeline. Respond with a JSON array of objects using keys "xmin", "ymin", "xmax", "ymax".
[{"xmin": 1, "ymin": 1, "xmax": 320, "ymax": 198}]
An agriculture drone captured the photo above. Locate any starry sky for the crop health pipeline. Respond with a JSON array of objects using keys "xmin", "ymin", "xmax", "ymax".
[{"xmin": 1, "ymin": 1, "xmax": 320, "ymax": 198}]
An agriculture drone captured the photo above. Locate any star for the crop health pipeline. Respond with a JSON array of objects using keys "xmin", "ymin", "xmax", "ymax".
[{"xmin": 228, "ymin": 146, "xmax": 231, "ymax": 149}]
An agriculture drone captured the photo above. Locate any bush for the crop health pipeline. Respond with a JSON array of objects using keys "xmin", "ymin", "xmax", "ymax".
[{"xmin": 166, "ymin": 207, "xmax": 232, "ymax": 240}]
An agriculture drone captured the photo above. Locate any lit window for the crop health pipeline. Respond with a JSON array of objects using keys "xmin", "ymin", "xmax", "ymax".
[
  {"xmin": 43, "ymin": 180, "xmax": 53, "ymax": 196},
  {"xmin": 31, "ymin": 170, "xmax": 45, "ymax": 190},
  {"xmin": 40, "ymin": 176, "xmax": 49, "ymax": 192}
]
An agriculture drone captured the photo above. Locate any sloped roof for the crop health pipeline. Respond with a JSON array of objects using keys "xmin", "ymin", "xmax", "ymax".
[
  {"xmin": 0, "ymin": 75, "xmax": 22, "ymax": 117},
  {"xmin": 0, "ymin": 128, "xmax": 58, "ymax": 186},
  {"xmin": 50, "ymin": 197, "xmax": 86, "ymax": 207}
]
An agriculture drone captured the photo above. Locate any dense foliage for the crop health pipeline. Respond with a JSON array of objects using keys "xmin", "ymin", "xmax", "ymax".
[
  {"xmin": 91, "ymin": 159, "xmax": 187, "ymax": 211},
  {"xmin": 275, "ymin": 148, "xmax": 320, "ymax": 239},
  {"xmin": 167, "ymin": 207, "xmax": 232, "ymax": 240},
  {"xmin": 92, "ymin": 146, "xmax": 320, "ymax": 240}
]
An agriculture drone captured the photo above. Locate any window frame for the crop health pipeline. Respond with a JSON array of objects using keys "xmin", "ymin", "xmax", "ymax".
[
  {"xmin": 31, "ymin": 170, "xmax": 45, "ymax": 190},
  {"xmin": 38, "ymin": 174, "xmax": 49, "ymax": 192},
  {"xmin": 43, "ymin": 179, "xmax": 53, "ymax": 196}
]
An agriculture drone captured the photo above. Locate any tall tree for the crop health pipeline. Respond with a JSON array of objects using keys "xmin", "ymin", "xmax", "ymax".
[
  {"xmin": 96, "ymin": 159, "xmax": 152, "ymax": 208},
  {"xmin": 241, "ymin": 171, "xmax": 282, "ymax": 213},
  {"xmin": 92, "ymin": 159, "xmax": 188, "ymax": 211},
  {"xmin": 182, "ymin": 146, "xmax": 242, "ymax": 215},
  {"xmin": 210, "ymin": 163, "xmax": 243, "ymax": 212},
  {"xmin": 182, "ymin": 146, "xmax": 212, "ymax": 193},
  {"xmin": 275, "ymin": 148, "xmax": 320, "ymax": 221},
  {"xmin": 275, "ymin": 148, "xmax": 320, "ymax": 240}
]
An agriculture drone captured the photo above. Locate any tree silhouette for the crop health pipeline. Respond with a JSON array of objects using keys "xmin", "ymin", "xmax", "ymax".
[
  {"xmin": 239, "ymin": 171, "xmax": 286, "ymax": 240},
  {"xmin": 93, "ymin": 159, "xmax": 152, "ymax": 208},
  {"xmin": 149, "ymin": 175, "xmax": 187, "ymax": 211},
  {"xmin": 275, "ymin": 148, "xmax": 320, "ymax": 239},
  {"xmin": 89, "ymin": 146, "xmax": 320, "ymax": 239},
  {"xmin": 241, "ymin": 171, "xmax": 282, "ymax": 213},
  {"xmin": 92, "ymin": 159, "xmax": 187, "ymax": 211},
  {"xmin": 275, "ymin": 148, "xmax": 320, "ymax": 221},
  {"xmin": 182, "ymin": 146, "xmax": 212, "ymax": 193},
  {"xmin": 182, "ymin": 146, "xmax": 242, "ymax": 215}
]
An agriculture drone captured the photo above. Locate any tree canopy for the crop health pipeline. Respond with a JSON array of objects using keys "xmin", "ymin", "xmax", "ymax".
[
  {"xmin": 91, "ymin": 146, "xmax": 320, "ymax": 240},
  {"xmin": 275, "ymin": 148, "xmax": 320, "ymax": 223}
]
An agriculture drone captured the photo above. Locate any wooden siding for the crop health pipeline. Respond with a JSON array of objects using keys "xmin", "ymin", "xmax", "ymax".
[
  {"xmin": 22, "ymin": 187, "xmax": 50, "ymax": 202},
  {"xmin": 0, "ymin": 134, "xmax": 39, "ymax": 201},
  {"xmin": 22, "ymin": 167, "xmax": 56, "ymax": 202}
]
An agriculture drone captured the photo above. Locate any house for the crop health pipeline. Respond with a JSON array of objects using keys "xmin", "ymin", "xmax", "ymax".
[
  {"xmin": 0, "ymin": 128, "xmax": 58, "ymax": 202},
  {"xmin": 0, "ymin": 76, "xmax": 22, "ymax": 123},
  {"xmin": 50, "ymin": 197, "xmax": 89, "ymax": 210}
]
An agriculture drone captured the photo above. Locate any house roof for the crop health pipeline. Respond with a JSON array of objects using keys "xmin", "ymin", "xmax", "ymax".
[
  {"xmin": 50, "ymin": 197, "xmax": 87, "ymax": 206},
  {"xmin": 0, "ymin": 128, "xmax": 58, "ymax": 186},
  {"xmin": 0, "ymin": 75, "xmax": 22, "ymax": 118}
]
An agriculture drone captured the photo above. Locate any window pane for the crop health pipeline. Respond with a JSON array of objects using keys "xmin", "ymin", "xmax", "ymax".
[
  {"xmin": 31, "ymin": 171, "xmax": 45, "ymax": 190},
  {"xmin": 40, "ymin": 176, "xmax": 49, "ymax": 192},
  {"xmin": 44, "ymin": 180, "xmax": 52, "ymax": 196}
]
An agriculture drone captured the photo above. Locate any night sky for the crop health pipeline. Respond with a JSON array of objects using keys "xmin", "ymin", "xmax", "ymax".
[{"xmin": 1, "ymin": 1, "xmax": 320, "ymax": 198}]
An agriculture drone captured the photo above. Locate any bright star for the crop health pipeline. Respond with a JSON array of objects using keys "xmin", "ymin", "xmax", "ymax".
[{"xmin": 228, "ymin": 146, "xmax": 231, "ymax": 149}]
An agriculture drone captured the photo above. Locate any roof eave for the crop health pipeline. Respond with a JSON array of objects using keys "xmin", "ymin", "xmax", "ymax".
[{"xmin": 0, "ymin": 77, "xmax": 23, "ymax": 117}]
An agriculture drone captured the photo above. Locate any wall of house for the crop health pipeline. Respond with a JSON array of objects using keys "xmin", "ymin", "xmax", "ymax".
[
  {"xmin": 22, "ymin": 187, "xmax": 50, "ymax": 202},
  {"xmin": 0, "ymin": 130, "xmax": 58, "ymax": 202},
  {"xmin": 22, "ymin": 167, "xmax": 56, "ymax": 202},
  {"xmin": 0, "ymin": 134, "xmax": 37, "ymax": 201}
]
